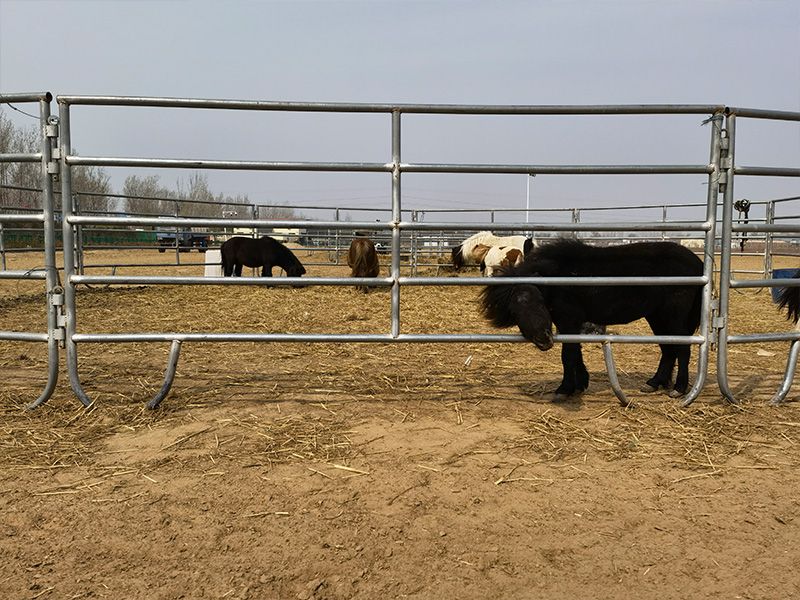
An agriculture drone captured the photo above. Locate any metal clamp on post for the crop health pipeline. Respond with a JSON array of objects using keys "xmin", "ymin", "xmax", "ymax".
[
  {"xmin": 51, "ymin": 286, "xmax": 66, "ymax": 344},
  {"xmin": 45, "ymin": 116, "xmax": 60, "ymax": 175}
]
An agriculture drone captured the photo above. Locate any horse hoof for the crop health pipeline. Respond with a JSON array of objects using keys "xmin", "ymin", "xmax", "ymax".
[
  {"xmin": 551, "ymin": 393, "xmax": 572, "ymax": 402},
  {"xmin": 640, "ymin": 383, "xmax": 659, "ymax": 393},
  {"xmin": 668, "ymin": 389, "xmax": 685, "ymax": 399}
]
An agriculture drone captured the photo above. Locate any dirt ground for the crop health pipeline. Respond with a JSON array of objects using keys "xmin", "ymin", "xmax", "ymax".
[{"xmin": 2, "ymin": 247, "xmax": 800, "ymax": 600}]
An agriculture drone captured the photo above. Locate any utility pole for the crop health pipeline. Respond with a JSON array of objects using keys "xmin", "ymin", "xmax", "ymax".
[{"xmin": 526, "ymin": 174, "xmax": 536, "ymax": 223}]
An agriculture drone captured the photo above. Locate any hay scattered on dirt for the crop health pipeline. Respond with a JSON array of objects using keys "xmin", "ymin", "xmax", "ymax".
[{"xmin": 512, "ymin": 403, "xmax": 800, "ymax": 471}]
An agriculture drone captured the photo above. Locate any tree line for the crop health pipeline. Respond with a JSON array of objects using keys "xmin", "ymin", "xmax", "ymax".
[{"xmin": 0, "ymin": 109, "xmax": 298, "ymax": 221}]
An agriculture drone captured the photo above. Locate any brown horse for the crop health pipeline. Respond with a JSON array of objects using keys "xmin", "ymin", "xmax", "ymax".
[{"xmin": 347, "ymin": 237, "xmax": 380, "ymax": 293}]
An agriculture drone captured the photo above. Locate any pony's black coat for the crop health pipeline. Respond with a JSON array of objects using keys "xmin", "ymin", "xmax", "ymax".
[
  {"xmin": 480, "ymin": 239, "xmax": 704, "ymax": 398},
  {"xmin": 220, "ymin": 236, "xmax": 306, "ymax": 278},
  {"xmin": 778, "ymin": 271, "xmax": 800, "ymax": 324}
]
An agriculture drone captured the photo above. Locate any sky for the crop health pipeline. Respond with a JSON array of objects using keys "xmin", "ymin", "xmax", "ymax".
[{"xmin": 1, "ymin": 0, "xmax": 798, "ymax": 225}]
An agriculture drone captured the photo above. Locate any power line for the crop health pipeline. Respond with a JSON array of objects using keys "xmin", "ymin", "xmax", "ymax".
[{"xmin": 2, "ymin": 103, "xmax": 39, "ymax": 120}]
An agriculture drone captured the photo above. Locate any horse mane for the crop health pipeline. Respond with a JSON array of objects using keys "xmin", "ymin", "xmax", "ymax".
[
  {"xmin": 512, "ymin": 238, "xmax": 702, "ymax": 277},
  {"xmin": 461, "ymin": 231, "xmax": 498, "ymax": 260},
  {"xmin": 479, "ymin": 281, "xmax": 524, "ymax": 328},
  {"xmin": 263, "ymin": 236, "xmax": 302, "ymax": 266},
  {"xmin": 455, "ymin": 231, "xmax": 534, "ymax": 269}
]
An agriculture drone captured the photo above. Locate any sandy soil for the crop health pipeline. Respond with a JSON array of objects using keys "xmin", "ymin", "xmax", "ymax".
[{"xmin": 2, "ymin": 247, "xmax": 800, "ymax": 600}]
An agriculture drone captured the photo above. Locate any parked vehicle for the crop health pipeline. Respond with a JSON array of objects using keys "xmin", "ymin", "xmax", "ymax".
[{"xmin": 156, "ymin": 230, "xmax": 211, "ymax": 252}]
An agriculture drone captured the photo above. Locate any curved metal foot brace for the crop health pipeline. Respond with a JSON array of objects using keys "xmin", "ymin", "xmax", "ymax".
[
  {"xmin": 602, "ymin": 342, "xmax": 707, "ymax": 408},
  {"xmin": 602, "ymin": 342, "xmax": 632, "ymax": 407},
  {"xmin": 770, "ymin": 340, "xmax": 800, "ymax": 405},
  {"xmin": 67, "ymin": 340, "xmax": 182, "ymax": 409},
  {"xmin": 26, "ymin": 287, "xmax": 63, "ymax": 410}
]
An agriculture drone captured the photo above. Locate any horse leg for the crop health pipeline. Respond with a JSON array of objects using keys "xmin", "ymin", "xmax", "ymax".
[
  {"xmin": 261, "ymin": 264, "xmax": 272, "ymax": 277},
  {"xmin": 641, "ymin": 344, "xmax": 676, "ymax": 392},
  {"xmin": 554, "ymin": 343, "xmax": 582, "ymax": 398},
  {"xmin": 643, "ymin": 317, "xmax": 678, "ymax": 392},
  {"xmin": 671, "ymin": 344, "xmax": 691, "ymax": 397},
  {"xmin": 574, "ymin": 345, "xmax": 590, "ymax": 392},
  {"xmin": 234, "ymin": 263, "xmax": 243, "ymax": 277},
  {"xmin": 222, "ymin": 257, "xmax": 233, "ymax": 277}
]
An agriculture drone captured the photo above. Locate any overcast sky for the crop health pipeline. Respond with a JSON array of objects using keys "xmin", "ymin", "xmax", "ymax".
[{"xmin": 1, "ymin": 0, "xmax": 798, "ymax": 224}]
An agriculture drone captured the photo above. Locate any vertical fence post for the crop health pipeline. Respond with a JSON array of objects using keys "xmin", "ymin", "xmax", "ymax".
[
  {"xmin": 411, "ymin": 209, "xmax": 418, "ymax": 277},
  {"xmin": 680, "ymin": 111, "xmax": 723, "ymax": 407},
  {"xmin": 715, "ymin": 113, "xmax": 738, "ymax": 404},
  {"xmin": 334, "ymin": 208, "xmax": 341, "ymax": 265},
  {"xmin": 27, "ymin": 95, "xmax": 61, "ymax": 408},
  {"xmin": 173, "ymin": 199, "xmax": 180, "ymax": 266},
  {"xmin": 58, "ymin": 100, "xmax": 92, "ymax": 406},
  {"xmin": 391, "ymin": 109, "xmax": 401, "ymax": 338},
  {"xmin": 764, "ymin": 201, "xmax": 775, "ymax": 279},
  {"xmin": 0, "ymin": 222, "xmax": 6, "ymax": 270},
  {"xmin": 74, "ymin": 194, "xmax": 85, "ymax": 275}
]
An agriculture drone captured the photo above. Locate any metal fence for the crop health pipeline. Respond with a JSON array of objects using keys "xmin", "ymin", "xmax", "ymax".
[
  {"xmin": 2, "ymin": 95, "xmax": 798, "ymax": 409},
  {"xmin": 0, "ymin": 93, "xmax": 61, "ymax": 408}
]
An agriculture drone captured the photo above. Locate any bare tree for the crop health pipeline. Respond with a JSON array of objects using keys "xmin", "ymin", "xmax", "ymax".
[
  {"xmin": 71, "ymin": 162, "xmax": 112, "ymax": 214},
  {"xmin": 0, "ymin": 110, "xmax": 40, "ymax": 209},
  {"xmin": 122, "ymin": 174, "xmax": 177, "ymax": 216}
]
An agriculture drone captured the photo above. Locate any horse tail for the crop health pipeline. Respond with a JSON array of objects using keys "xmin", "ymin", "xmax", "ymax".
[
  {"xmin": 452, "ymin": 245, "xmax": 464, "ymax": 270},
  {"xmin": 778, "ymin": 274, "xmax": 800, "ymax": 324},
  {"xmin": 220, "ymin": 240, "xmax": 233, "ymax": 276},
  {"xmin": 351, "ymin": 242, "xmax": 378, "ymax": 277},
  {"xmin": 688, "ymin": 283, "xmax": 703, "ymax": 333}
]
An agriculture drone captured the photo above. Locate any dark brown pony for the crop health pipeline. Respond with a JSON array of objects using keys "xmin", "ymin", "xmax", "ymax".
[
  {"xmin": 221, "ymin": 236, "xmax": 306, "ymax": 277},
  {"xmin": 347, "ymin": 237, "xmax": 380, "ymax": 293}
]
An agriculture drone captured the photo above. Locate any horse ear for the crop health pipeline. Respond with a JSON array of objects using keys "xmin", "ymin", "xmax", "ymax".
[{"xmin": 523, "ymin": 238, "xmax": 534, "ymax": 254}]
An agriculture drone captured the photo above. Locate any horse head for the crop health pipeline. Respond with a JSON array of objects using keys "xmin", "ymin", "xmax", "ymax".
[
  {"xmin": 507, "ymin": 284, "xmax": 553, "ymax": 350},
  {"xmin": 480, "ymin": 276, "xmax": 553, "ymax": 351},
  {"xmin": 286, "ymin": 263, "xmax": 306, "ymax": 278}
]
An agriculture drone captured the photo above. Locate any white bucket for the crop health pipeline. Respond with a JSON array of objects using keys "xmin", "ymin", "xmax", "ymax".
[{"xmin": 204, "ymin": 249, "xmax": 222, "ymax": 277}]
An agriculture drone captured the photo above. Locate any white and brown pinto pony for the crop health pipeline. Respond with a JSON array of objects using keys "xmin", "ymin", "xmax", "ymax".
[
  {"xmin": 480, "ymin": 245, "xmax": 525, "ymax": 277},
  {"xmin": 451, "ymin": 231, "xmax": 534, "ymax": 271}
]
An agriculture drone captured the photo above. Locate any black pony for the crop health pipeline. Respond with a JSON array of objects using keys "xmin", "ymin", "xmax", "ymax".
[
  {"xmin": 220, "ymin": 236, "xmax": 306, "ymax": 278},
  {"xmin": 480, "ymin": 239, "xmax": 704, "ymax": 399}
]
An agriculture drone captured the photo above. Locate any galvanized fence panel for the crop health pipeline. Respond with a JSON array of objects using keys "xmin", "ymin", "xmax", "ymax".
[
  {"xmin": 52, "ymin": 97, "xmax": 734, "ymax": 409},
  {"xmin": 714, "ymin": 109, "xmax": 800, "ymax": 404},
  {"xmin": 0, "ymin": 92, "xmax": 61, "ymax": 408}
]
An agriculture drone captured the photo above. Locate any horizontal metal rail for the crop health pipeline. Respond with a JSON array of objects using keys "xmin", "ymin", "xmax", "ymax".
[
  {"xmin": 730, "ymin": 278, "xmax": 800, "ymax": 289},
  {"xmin": 728, "ymin": 332, "xmax": 800, "ymax": 343},
  {"xmin": 0, "ymin": 270, "xmax": 48, "ymax": 280},
  {"xmin": 0, "ymin": 214, "xmax": 46, "ymax": 223},
  {"xmin": 725, "ymin": 107, "xmax": 800, "ymax": 121},
  {"xmin": 67, "ymin": 214, "xmax": 714, "ymax": 233},
  {"xmin": 0, "ymin": 153, "xmax": 42, "ymax": 163},
  {"xmin": 734, "ymin": 166, "xmax": 800, "ymax": 177},
  {"xmin": 71, "ymin": 332, "xmax": 706, "ymax": 345},
  {"xmin": 70, "ymin": 274, "xmax": 708, "ymax": 287},
  {"xmin": 65, "ymin": 155, "xmax": 713, "ymax": 176},
  {"xmin": 57, "ymin": 96, "xmax": 726, "ymax": 115},
  {"xmin": 66, "ymin": 156, "xmax": 391, "ymax": 172},
  {"xmin": 403, "ymin": 163, "xmax": 712, "ymax": 175},
  {"xmin": 734, "ymin": 223, "xmax": 800, "ymax": 233},
  {"xmin": 0, "ymin": 331, "xmax": 49, "ymax": 342},
  {"xmin": 0, "ymin": 92, "xmax": 52, "ymax": 103}
]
